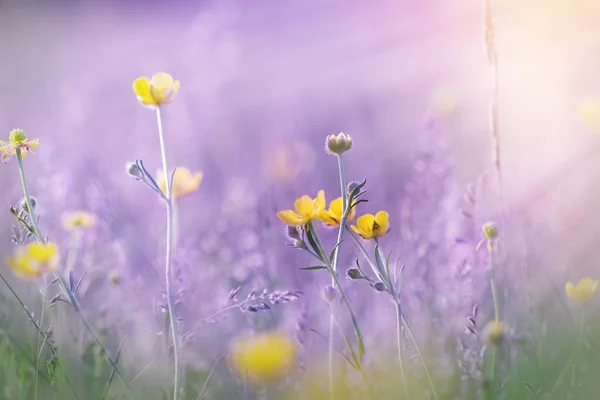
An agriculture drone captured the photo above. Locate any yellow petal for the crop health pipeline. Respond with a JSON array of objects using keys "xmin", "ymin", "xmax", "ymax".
[
  {"xmin": 565, "ymin": 281, "xmax": 574, "ymax": 297},
  {"xmin": 357, "ymin": 214, "xmax": 375, "ymax": 236},
  {"xmin": 151, "ymin": 72, "xmax": 174, "ymax": 90},
  {"xmin": 314, "ymin": 190, "xmax": 326, "ymax": 213},
  {"xmin": 329, "ymin": 197, "xmax": 343, "ymax": 220},
  {"xmin": 294, "ymin": 195, "xmax": 314, "ymax": 217},
  {"xmin": 318, "ymin": 210, "xmax": 339, "ymax": 226},
  {"xmin": 277, "ymin": 210, "xmax": 304, "ymax": 225},
  {"xmin": 374, "ymin": 211, "xmax": 390, "ymax": 235},
  {"xmin": 132, "ymin": 77, "xmax": 156, "ymax": 106}
]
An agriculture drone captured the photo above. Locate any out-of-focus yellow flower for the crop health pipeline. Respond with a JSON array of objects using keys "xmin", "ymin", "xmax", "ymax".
[
  {"xmin": 0, "ymin": 129, "xmax": 39, "ymax": 163},
  {"xmin": 318, "ymin": 197, "xmax": 356, "ymax": 227},
  {"xmin": 351, "ymin": 211, "xmax": 390, "ymax": 239},
  {"xmin": 6, "ymin": 242, "xmax": 59, "ymax": 279},
  {"xmin": 429, "ymin": 89, "xmax": 458, "ymax": 119},
  {"xmin": 132, "ymin": 73, "xmax": 180, "ymax": 108},
  {"xmin": 61, "ymin": 210, "xmax": 96, "ymax": 231},
  {"xmin": 107, "ymin": 268, "xmax": 121, "ymax": 285},
  {"xmin": 157, "ymin": 167, "xmax": 203, "ymax": 199},
  {"xmin": 565, "ymin": 277, "xmax": 598, "ymax": 305},
  {"xmin": 578, "ymin": 98, "xmax": 600, "ymax": 132},
  {"xmin": 229, "ymin": 331, "xmax": 297, "ymax": 384},
  {"xmin": 276, "ymin": 190, "xmax": 326, "ymax": 226},
  {"xmin": 482, "ymin": 320, "xmax": 505, "ymax": 346},
  {"xmin": 265, "ymin": 141, "xmax": 316, "ymax": 183}
]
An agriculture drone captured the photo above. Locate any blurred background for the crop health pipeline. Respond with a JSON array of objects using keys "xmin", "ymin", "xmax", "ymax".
[{"xmin": 1, "ymin": 0, "xmax": 600, "ymax": 395}]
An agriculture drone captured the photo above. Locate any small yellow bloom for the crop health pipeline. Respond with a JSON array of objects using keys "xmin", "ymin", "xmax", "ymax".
[
  {"xmin": 132, "ymin": 73, "xmax": 180, "ymax": 108},
  {"xmin": 565, "ymin": 277, "xmax": 598, "ymax": 305},
  {"xmin": 318, "ymin": 197, "xmax": 356, "ymax": 227},
  {"xmin": 61, "ymin": 210, "xmax": 96, "ymax": 231},
  {"xmin": 6, "ymin": 242, "xmax": 59, "ymax": 279},
  {"xmin": 578, "ymin": 98, "xmax": 600, "ymax": 132},
  {"xmin": 276, "ymin": 190, "xmax": 326, "ymax": 226},
  {"xmin": 482, "ymin": 320, "xmax": 505, "ymax": 346},
  {"xmin": 157, "ymin": 167, "xmax": 203, "ymax": 199},
  {"xmin": 351, "ymin": 211, "xmax": 390, "ymax": 239},
  {"xmin": 230, "ymin": 331, "xmax": 297, "ymax": 384},
  {"xmin": 0, "ymin": 129, "xmax": 39, "ymax": 163}
]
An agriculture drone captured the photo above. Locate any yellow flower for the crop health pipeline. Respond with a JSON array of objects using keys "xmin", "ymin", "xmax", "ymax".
[
  {"xmin": 351, "ymin": 211, "xmax": 390, "ymax": 239},
  {"xmin": 565, "ymin": 277, "xmax": 598, "ymax": 305},
  {"xmin": 157, "ymin": 167, "xmax": 203, "ymax": 199},
  {"xmin": 0, "ymin": 129, "xmax": 39, "ymax": 163},
  {"xmin": 132, "ymin": 72, "xmax": 180, "ymax": 108},
  {"xmin": 318, "ymin": 197, "xmax": 356, "ymax": 227},
  {"xmin": 276, "ymin": 190, "xmax": 326, "ymax": 226},
  {"xmin": 6, "ymin": 242, "xmax": 59, "ymax": 279},
  {"xmin": 61, "ymin": 210, "xmax": 96, "ymax": 231},
  {"xmin": 578, "ymin": 98, "xmax": 600, "ymax": 132},
  {"xmin": 230, "ymin": 331, "xmax": 297, "ymax": 384},
  {"xmin": 482, "ymin": 320, "xmax": 505, "ymax": 346}
]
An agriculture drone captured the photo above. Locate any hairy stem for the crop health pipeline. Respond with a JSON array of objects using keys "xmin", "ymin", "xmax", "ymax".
[{"xmin": 156, "ymin": 106, "xmax": 181, "ymax": 400}]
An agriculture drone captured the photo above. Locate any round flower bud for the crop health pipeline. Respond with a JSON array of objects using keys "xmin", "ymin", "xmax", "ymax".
[
  {"xmin": 482, "ymin": 320, "xmax": 505, "ymax": 346},
  {"xmin": 346, "ymin": 268, "xmax": 362, "ymax": 280},
  {"xmin": 325, "ymin": 132, "xmax": 352, "ymax": 155},
  {"xmin": 372, "ymin": 281, "xmax": 386, "ymax": 292},
  {"xmin": 20, "ymin": 196, "xmax": 37, "ymax": 214},
  {"xmin": 8, "ymin": 128, "xmax": 27, "ymax": 144},
  {"xmin": 126, "ymin": 162, "xmax": 144, "ymax": 180},
  {"xmin": 482, "ymin": 221, "xmax": 499, "ymax": 240}
]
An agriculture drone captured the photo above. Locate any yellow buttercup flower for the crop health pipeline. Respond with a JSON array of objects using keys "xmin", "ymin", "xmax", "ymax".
[
  {"xmin": 132, "ymin": 73, "xmax": 180, "ymax": 108},
  {"xmin": 156, "ymin": 167, "xmax": 203, "ymax": 199},
  {"xmin": 481, "ymin": 320, "xmax": 505, "ymax": 346},
  {"xmin": 565, "ymin": 277, "xmax": 598, "ymax": 305},
  {"xmin": 61, "ymin": 210, "xmax": 96, "ymax": 231},
  {"xmin": 230, "ymin": 331, "xmax": 297, "ymax": 384},
  {"xmin": 578, "ymin": 98, "xmax": 600, "ymax": 132},
  {"xmin": 6, "ymin": 242, "xmax": 59, "ymax": 279},
  {"xmin": 318, "ymin": 197, "xmax": 356, "ymax": 227},
  {"xmin": 276, "ymin": 190, "xmax": 326, "ymax": 226},
  {"xmin": 0, "ymin": 129, "xmax": 39, "ymax": 163},
  {"xmin": 351, "ymin": 211, "xmax": 390, "ymax": 240}
]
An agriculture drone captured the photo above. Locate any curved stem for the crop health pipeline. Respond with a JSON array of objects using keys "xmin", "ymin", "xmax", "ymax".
[
  {"xmin": 394, "ymin": 301, "xmax": 411, "ymax": 400},
  {"xmin": 15, "ymin": 150, "xmax": 127, "ymax": 387},
  {"xmin": 156, "ymin": 106, "xmax": 181, "ymax": 400}
]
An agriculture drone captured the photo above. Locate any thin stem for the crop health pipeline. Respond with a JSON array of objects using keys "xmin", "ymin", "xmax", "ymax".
[
  {"xmin": 156, "ymin": 105, "xmax": 181, "ymax": 400},
  {"xmin": 489, "ymin": 246, "xmax": 500, "ymax": 322},
  {"xmin": 394, "ymin": 301, "xmax": 411, "ymax": 400},
  {"xmin": 14, "ymin": 150, "xmax": 128, "ymax": 387},
  {"xmin": 345, "ymin": 226, "xmax": 381, "ymax": 278},
  {"xmin": 402, "ymin": 315, "xmax": 438, "ymax": 400},
  {"xmin": 34, "ymin": 276, "xmax": 49, "ymax": 400}
]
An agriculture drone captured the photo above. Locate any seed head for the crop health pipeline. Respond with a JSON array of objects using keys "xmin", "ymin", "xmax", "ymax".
[
  {"xmin": 325, "ymin": 132, "xmax": 352, "ymax": 155},
  {"xmin": 482, "ymin": 221, "xmax": 499, "ymax": 240}
]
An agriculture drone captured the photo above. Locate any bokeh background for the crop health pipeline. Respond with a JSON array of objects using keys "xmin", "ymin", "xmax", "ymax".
[{"xmin": 1, "ymin": 0, "xmax": 600, "ymax": 397}]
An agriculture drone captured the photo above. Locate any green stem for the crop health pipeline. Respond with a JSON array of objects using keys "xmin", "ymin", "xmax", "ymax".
[
  {"xmin": 394, "ymin": 301, "xmax": 411, "ymax": 400},
  {"xmin": 34, "ymin": 275, "xmax": 48, "ymax": 400},
  {"xmin": 402, "ymin": 315, "xmax": 438, "ymax": 400},
  {"xmin": 487, "ymin": 244, "xmax": 500, "ymax": 389},
  {"xmin": 14, "ymin": 149, "xmax": 128, "ymax": 387},
  {"xmin": 156, "ymin": 106, "xmax": 181, "ymax": 400},
  {"xmin": 346, "ymin": 226, "xmax": 381, "ymax": 279}
]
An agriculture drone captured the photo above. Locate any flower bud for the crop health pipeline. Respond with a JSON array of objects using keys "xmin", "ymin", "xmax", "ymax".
[
  {"xmin": 322, "ymin": 285, "xmax": 337, "ymax": 303},
  {"xmin": 346, "ymin": 268, "xmax": 362, "ymax": 280},
  {"xmin": 482, "ymin": 320, "xmax": 505, "ymax": 346},
  {"xmin": 482, "ymin": 221, "xmax": 499, "ymax": 240},
  {"xmin": 20, "ymin": 196, "xmax": 37, "ymax": 214},
  {"xmin": 325, "ymin": 132, "xmax": 352, "ymax": 155},
  {"xmin": 108, "ymin": 268, "xmax": 122, "ymax": 285},
  {"xmin": 372, "ymin": 281, "xmax": 386, "ymax": 292},
  {"xmin": 126, "ymin": 162, "xmax": 144, "ymax": 180}
]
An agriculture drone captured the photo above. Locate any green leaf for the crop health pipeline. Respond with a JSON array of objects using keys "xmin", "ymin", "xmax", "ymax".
[{"xmin": 298, "ymin": 265, "xmax": 327, "ymax": 271}]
